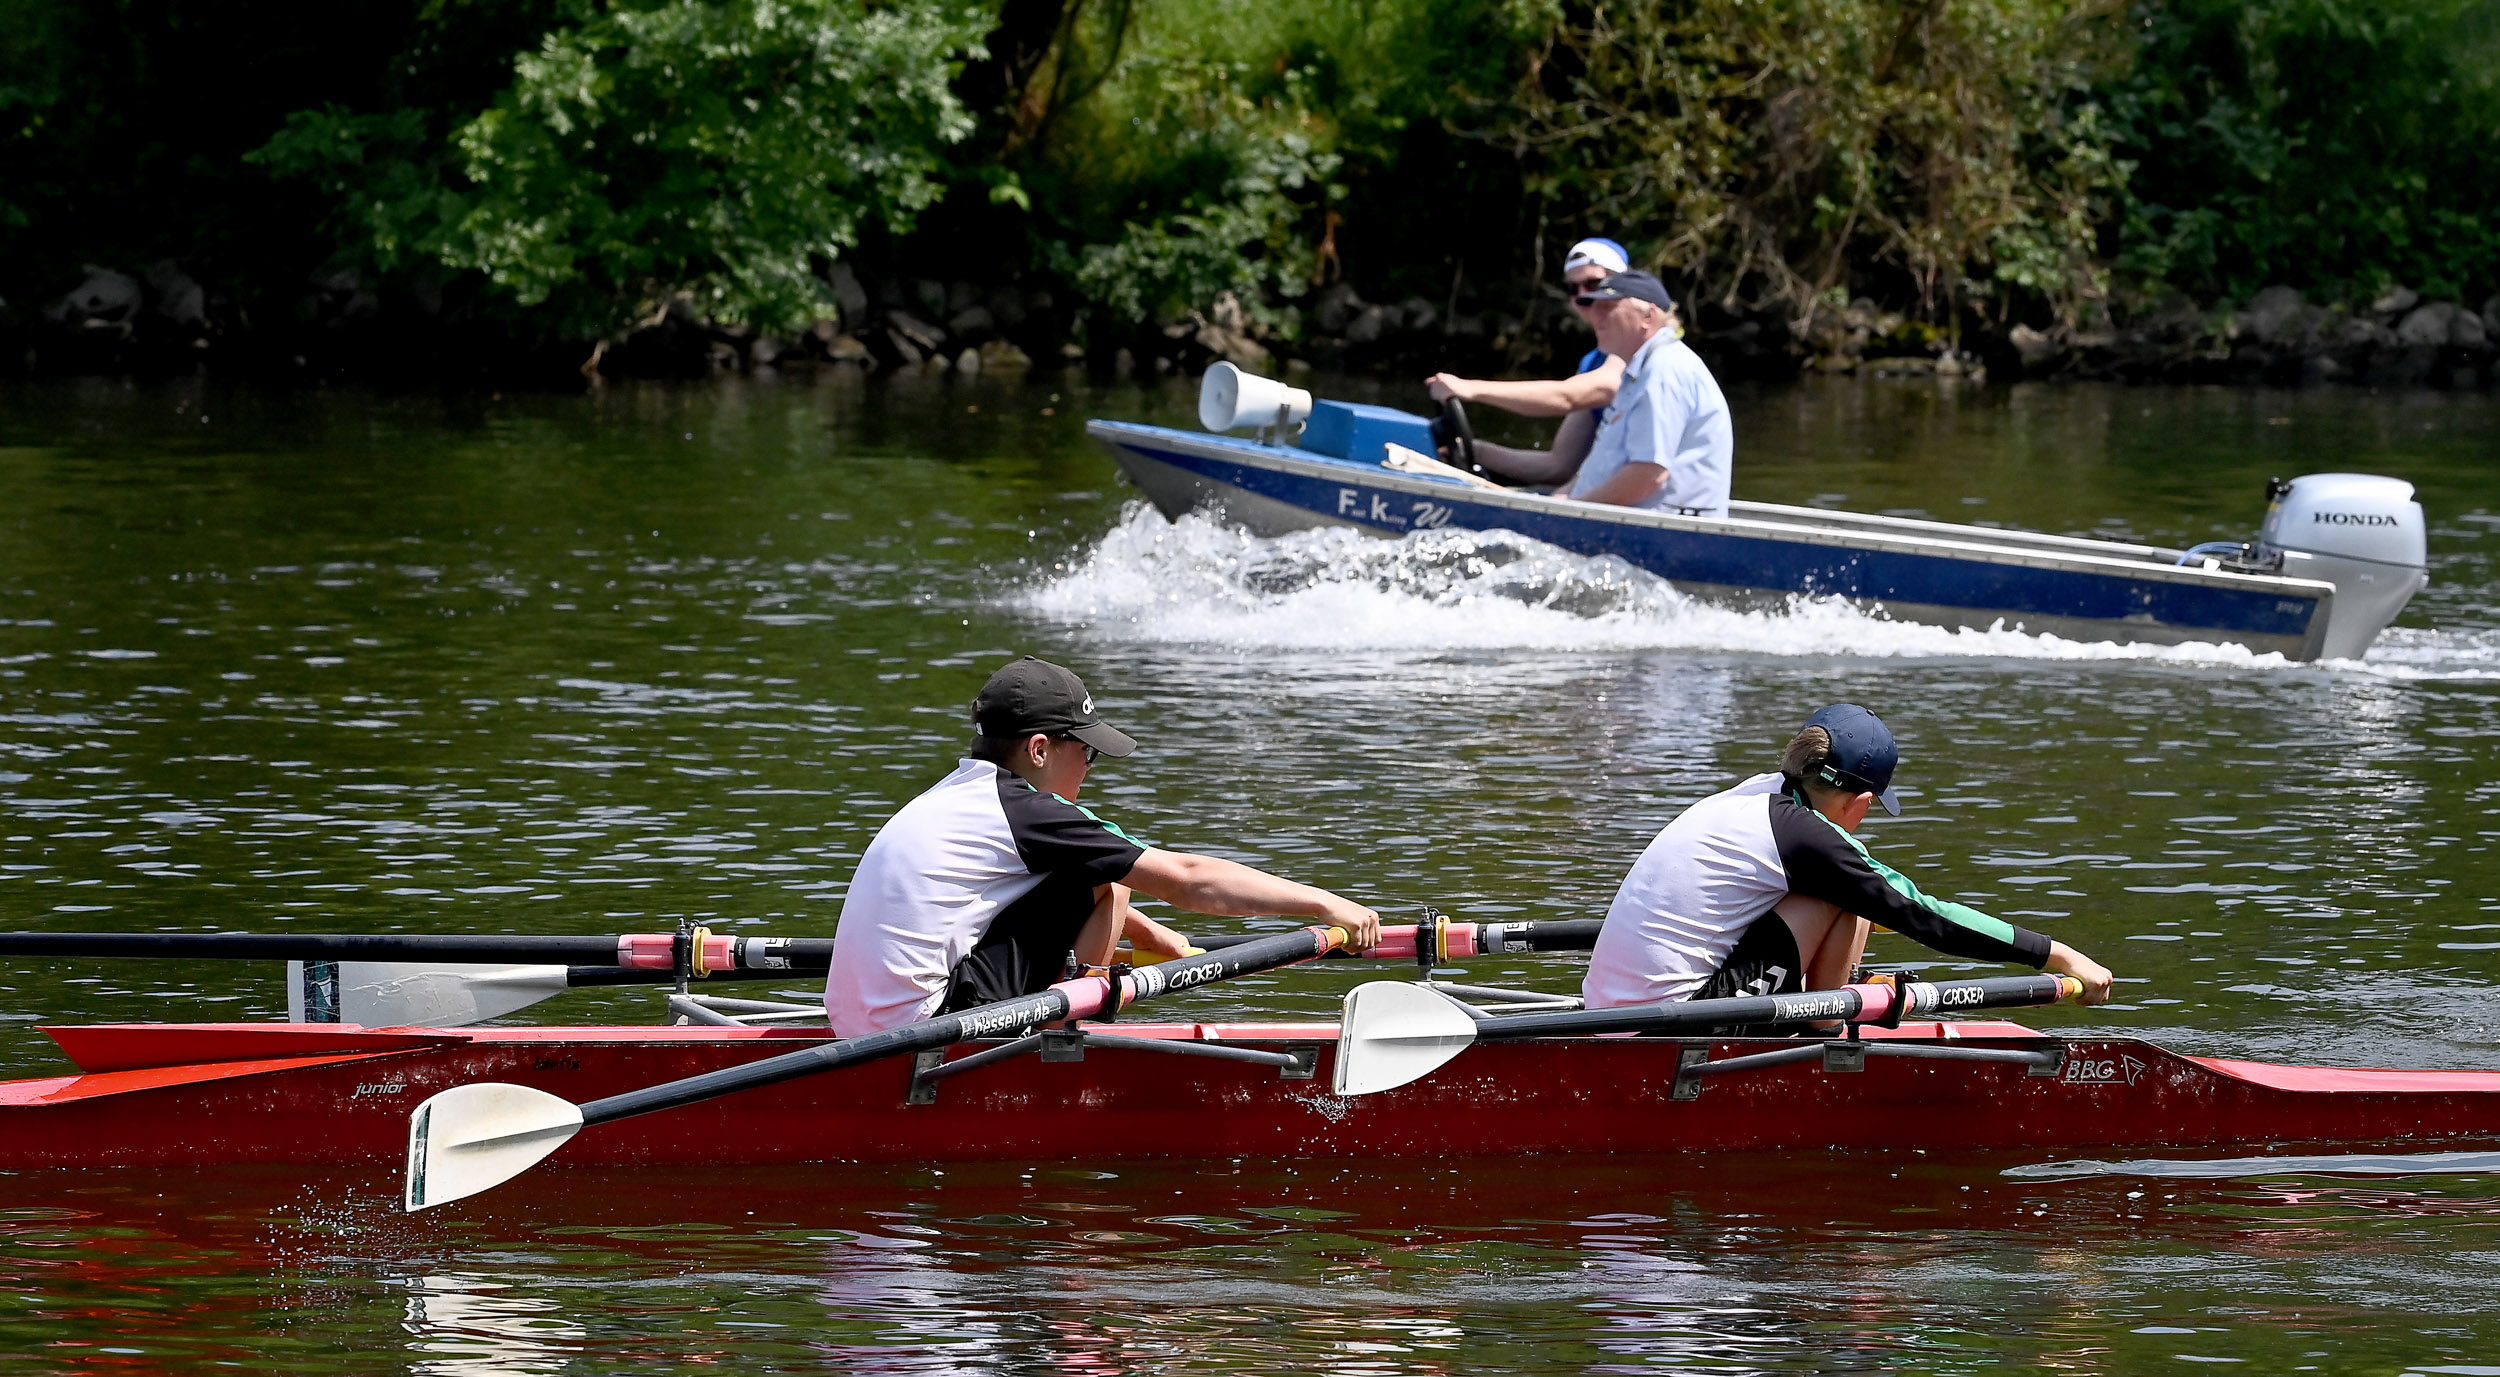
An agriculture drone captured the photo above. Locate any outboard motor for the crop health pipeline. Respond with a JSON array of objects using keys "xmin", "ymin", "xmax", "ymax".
[{"xmin": 2252, "ymin": 473, "xmax": 2428, "ymax": 659}]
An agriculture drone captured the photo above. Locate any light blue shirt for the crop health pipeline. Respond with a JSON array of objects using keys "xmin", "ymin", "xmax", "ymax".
[{"xmin": 1570, "ymin": 332, "xmax": 1732, "ymax": 517}]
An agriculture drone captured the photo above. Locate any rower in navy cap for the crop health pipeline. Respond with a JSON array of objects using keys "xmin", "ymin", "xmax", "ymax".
[
  {"xmin": 826, "ymin": 656, "xmax": 1383, "ymax": 1037},
  {"xmin": 1582, "ymin": 704, "xmax": 2115, "ymax": 1020}
]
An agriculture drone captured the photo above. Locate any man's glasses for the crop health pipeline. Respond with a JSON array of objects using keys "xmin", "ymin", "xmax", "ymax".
[
  {"xmin": 1572, "ymin": 293, "xmax": 1611, "ymax": 308},
  {"xmin": 1058, "ymin": 737, "xmax": 1100, "ymax": 764}
]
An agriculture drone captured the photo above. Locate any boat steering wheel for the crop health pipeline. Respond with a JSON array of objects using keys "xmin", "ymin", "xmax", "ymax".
[{"xmin": 1436, "ymin": 397, "xmax": 1479, "ymax": 474}]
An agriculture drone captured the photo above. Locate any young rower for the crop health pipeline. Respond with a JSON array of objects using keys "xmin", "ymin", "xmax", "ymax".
[
  {"xmin": 825, "ymin": 656, "xmax": 1383, "ymax": 1036},
  {"xmin": 1583, "ymin": 704, "xmax": 2115, "ymax": 1014}
]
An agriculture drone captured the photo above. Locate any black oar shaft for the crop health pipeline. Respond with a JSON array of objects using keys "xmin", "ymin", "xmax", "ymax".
[
  {"xmin": 0, "ymin": 931, "xmax": 837, "ymax": 970},
  {"xmin": 575, "ymin": 926, "xmax": 1342, "ymax": 1128},
  {"xmin": 1479, "ymin": 918, "xmax": 1606, "ymax": 952},
  {"xmin": 0, "ymin": 933, "xmax": 623, "ymax": 963},
  {"xmin": 1476, "ymin": 974, "xmax": 2071, "ymax": 1041},
  {"xmin": 1194, "ymin": 917, "xmax": 1604, "ymax": 959},
  {"xmin": 8, "ymin": 920, "xmax": 1594, "ymax": 972}
]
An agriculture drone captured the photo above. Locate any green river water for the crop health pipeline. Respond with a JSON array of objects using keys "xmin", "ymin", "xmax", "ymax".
[{"xmin": 4, "ymin": 371, "xmax": 2500, "ymax": 1373}]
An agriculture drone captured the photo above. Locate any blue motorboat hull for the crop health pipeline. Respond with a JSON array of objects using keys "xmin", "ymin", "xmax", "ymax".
[{"xmin": 1086, "ymin": 420, "xmax": 2337, "ymax": 659}]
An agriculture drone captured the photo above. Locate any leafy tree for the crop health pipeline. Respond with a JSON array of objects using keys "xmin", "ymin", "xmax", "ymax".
[
  {"xmin": 257, "ymin": 0, "xmax": 990, "ymax": 336},
  {"xmin": 2101, "ymin": 0, "xmax": 2500, "ymax": 304},
  {"xmin": 1480, "ymin": 0, "xmax": 2131, "ymax": 335}
]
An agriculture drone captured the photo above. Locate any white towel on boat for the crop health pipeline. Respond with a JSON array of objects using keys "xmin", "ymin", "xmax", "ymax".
[{"xmin": 1382, "ymin": 443, "xmax": 1502, "ymax": 490}]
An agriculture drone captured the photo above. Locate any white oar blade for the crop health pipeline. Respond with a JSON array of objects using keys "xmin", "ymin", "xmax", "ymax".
[
  {"xmin": 1333, "ymin": 981, "xmax": 1482, "ymax": 1096},
  {"xmin": 405, "ymin": 1083, "xmax": 584, "ymax": 1212},
  {"xmin": 342, "ymin": 962, "xmax": 572, "ymax": 1027}
]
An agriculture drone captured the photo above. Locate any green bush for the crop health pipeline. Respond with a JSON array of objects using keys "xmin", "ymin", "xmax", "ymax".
[
  {"xmin": 2102, "ymin": 0, "xmax": 2500, "ymax": 305},
  {"xmin": 1481, "ymin": 0, "xmax": 2130, "ymax": 334},
  {"xmin": 255, "ymin": 0, "xmax": 989, "ymax": 337},
  {"xmin": 10, "ymin": 0, "xmax": 2497, "ymax": 359}
]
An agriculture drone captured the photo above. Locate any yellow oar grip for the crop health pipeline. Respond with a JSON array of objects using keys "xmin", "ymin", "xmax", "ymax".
[
  {"xmin": 1124, "ymin": 945, "xmax": 1205, "ymax": 967},
  {"xmin": 2054, "ymin": 974, "xmax": 2083, "ymax": 1001}
]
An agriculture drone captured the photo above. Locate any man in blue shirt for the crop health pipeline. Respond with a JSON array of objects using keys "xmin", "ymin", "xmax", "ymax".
[
  {"xmin": 1422, "ymin": 238, "xmax": 1630, "ymax": 484},
  {"xmin": 1567, "ymin": 270, "xmax": 1732, "ymax": 515}
]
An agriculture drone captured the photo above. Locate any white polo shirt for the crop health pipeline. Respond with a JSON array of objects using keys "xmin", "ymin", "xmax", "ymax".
[
  {"xmin": 826, "ymin": 759, "xmax": 1144, "ymax": 1036},
  {"xmin": 1569, "ymin": 331, "xmax": 1733, "ymax": 517}
]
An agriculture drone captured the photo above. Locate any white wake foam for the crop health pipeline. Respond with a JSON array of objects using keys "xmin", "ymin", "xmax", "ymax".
[{"xmin": 1012, "ymin": 505, "xmax": 2494, "ymax": 671}]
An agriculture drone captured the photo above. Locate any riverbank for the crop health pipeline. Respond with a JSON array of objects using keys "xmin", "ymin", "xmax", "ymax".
[{"xmin": 17, "ymin": 262, "xmax": 2499, "ymax": 392}]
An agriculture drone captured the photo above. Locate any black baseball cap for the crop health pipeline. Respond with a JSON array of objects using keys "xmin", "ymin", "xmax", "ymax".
[
  {"xmin": 1578, "ymin": 270, "xmax": 1676, "ymax": 312},
  {"xmin": 1802, "ymin": 704, "xmax": 1902, "ymax": 816},
  {"xmin": 971, "ymin": 656, "xmax": 1136, "ymax": 757}
]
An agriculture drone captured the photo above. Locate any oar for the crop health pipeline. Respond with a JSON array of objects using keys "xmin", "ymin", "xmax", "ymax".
[
  {"xmin": 1190, "ymin": 917, "xmax": 1599, "ymax": 963},
  {"xmin": 0, "ymin": 929, "xmax": 828, "ymax": 971},
  {"xmin": 3, "ymin": 918, "xmax": 1598, "ymax": 971},
  {"xmin": 10, "ymin": 919, "xmax": 1602, "ymax": 1029},
  {"xmin": 287, "ymin": 961, "xmax": 800, "ymax": 1028},
  {"xmin": 402, "ymin": 924, "xmax": 1352, "ymax": 1211},
  {"xmin": 1333, "ymin": 973, "xmax": 2083, "ymax": 1095}
]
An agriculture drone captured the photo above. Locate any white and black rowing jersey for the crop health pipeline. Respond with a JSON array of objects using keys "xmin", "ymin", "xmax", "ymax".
[
  {"xmin": 1583, "ymin": 772, "xmax": 2052, "ymax": 1009},
  {"xmin": 826, "ymin": 758, "xmax": 1146, "ymax": 1037}
]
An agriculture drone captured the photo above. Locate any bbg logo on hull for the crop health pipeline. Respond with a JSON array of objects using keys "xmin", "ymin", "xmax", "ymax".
[{"xmin": 2061, "ymin": 1054, "xmax": 2146, "ymax": 1086}]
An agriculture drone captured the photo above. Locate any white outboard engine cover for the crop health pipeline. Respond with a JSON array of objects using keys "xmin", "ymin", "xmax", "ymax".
[{"xmin": 2253, "ymin": 473, "xmax": 2427, "ymax": 659}]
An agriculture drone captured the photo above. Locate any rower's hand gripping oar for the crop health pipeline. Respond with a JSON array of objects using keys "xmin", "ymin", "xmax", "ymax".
[
  {"xmin": 1332, "ymin": 972, "xmax": 2084, "ymax": 1096},
  {"xmin": 402, "ymin": 924, "xmax": 1352, "ymax": 1212}
]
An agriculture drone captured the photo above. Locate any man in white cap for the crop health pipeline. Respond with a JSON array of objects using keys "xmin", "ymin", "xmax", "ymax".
[
  {"xmin": 1420, "ymin": 237, "xmax": 1632, "ymax": 484},
  {"xmin": 825, "ymin": 656, "xmax": 1384, "ymax": 1036},
  {"xmin": 1584, "ymin": 704, "xmax": 2115, "ymax": 1015}
]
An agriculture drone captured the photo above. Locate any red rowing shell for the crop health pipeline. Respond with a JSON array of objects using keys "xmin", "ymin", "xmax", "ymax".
[{"xmin": 6, "ymin": 1020, "xmax": 2499, "ymax": 1169}]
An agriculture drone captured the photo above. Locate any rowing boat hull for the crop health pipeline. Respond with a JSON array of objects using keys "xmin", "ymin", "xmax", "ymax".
[{"xmin": 6, "ymin": 1021, "xmax": 2499, "ymax": 1170}]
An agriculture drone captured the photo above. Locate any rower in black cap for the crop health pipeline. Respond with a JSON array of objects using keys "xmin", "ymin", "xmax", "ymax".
[
  {"xmin": 825, "ymin": 656, "xmax": 1383, "ymax": 1036},
  {"xmin": 1582, "ymin": 704, "xmax": 2114, "ymax": 1016}
]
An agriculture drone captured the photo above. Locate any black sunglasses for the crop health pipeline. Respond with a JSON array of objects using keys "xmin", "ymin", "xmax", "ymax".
[
  {"xmin": 1572, "ymin": 293, "xmax": 1612, "ymax": 307},
  {"xmin": 1057, "ymin": 736, "xmax": 1100, "ymax": 764}
]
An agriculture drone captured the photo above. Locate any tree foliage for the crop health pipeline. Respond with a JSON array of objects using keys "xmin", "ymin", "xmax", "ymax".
[
  {"xmin": 254, "ymin": 0, "xmax": 989, "ymax": 335},
  {"xmin": 4, "ymin": 0, "xmax": 2495, "ymax": 356},
  {"xmin": 1483, "ymin": 0, "xmax": 2132, "ymax": 333},
  {"xmin": 2101, "ymin": 0, "xmax": 2500, "ymax": 304}
]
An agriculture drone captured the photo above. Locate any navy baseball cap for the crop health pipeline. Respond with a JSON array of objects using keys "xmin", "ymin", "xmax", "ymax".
[
  {"xmin": 1802, "ymin": 704, "xmax": 1901, "ymax": 816},
  {"xmin": 1577, "ymin": 270, "xmax": 1676, "ymax": 312},
  {"xmin": 972, "ymin": 657, "xmax": 1136, "ymax": 757}
]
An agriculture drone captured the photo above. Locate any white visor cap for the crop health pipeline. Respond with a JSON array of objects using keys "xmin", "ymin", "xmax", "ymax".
[{"xmin": 1562, "ymin": 238, "xmax": 1631, "ymax": 276}]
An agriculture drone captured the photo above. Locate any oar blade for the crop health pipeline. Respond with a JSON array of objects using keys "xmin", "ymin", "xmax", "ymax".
[
  {"xmin": 291, "ymin": 961, "xmax": 575, "ymax": 1027},
  {"xmin": 1333, "ymin": 981, "xmax": 1481, "ymax": 1096},
  {"xmin": 405, "ymin": 1083, "xmax": 584, "ymax": 1212},
  {"xmin": 351, "ymin": 963, "xmax": 572, "ymax": 1027}
]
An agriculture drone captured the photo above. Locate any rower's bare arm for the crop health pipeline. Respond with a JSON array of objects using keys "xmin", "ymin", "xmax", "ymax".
[
  {"xmin": 1124, "ymin": 848, "xmax": 1382, "ymax": 949},
  {"xmin": 2045, "ymin": 941, "xmax": 2114, "ymax": 1005},
  {"xmin": 1424, "ymin": 363, "xmax": 1620, "ymax": 417},
  {"xmin": 1569, "ymin": 461, "xmax": 1672, "ymax": 507},
  {"xmin": 1119, "ymin": 905, "xmax": 1197, "ymax": 959},
  {"xmin": 1072, "ymin": 884, "xmax": 1129, "ymax": 968}
]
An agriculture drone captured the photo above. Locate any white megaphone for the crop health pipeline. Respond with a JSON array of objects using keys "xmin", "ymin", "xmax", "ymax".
[{"xmin": 1198, "ymin": 362, "xmax": 1312, "ymax": 434}]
